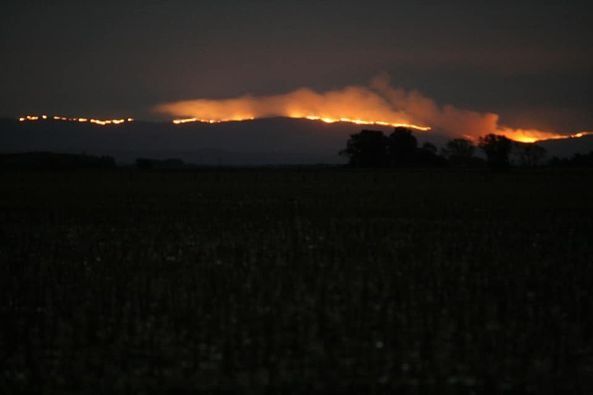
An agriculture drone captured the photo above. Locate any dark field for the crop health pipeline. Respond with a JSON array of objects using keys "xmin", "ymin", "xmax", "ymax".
[{"xmin": 1, "ymin": 168, "xmax": 592, "ymax": 393}]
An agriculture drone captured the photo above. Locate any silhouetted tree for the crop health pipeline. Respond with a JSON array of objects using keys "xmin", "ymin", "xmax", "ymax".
[
  {"xmin": 341, "ymin": 127, "xmax": 450, "ymax": 167},
  {"xmin": 479, "ymin": 134, "xmax": 513, "ymax": 169},
  {"xmin": 387, "ymin": 127, "xmax": 417, "ymax": 165},
  {"xmin": 421, "ymin": 142, "xmax": 437, "ymax": 155},
  {"xmin": 442, "ymin": 138, "xmax": 474, "ymax": 159},
  {"xmin": 515, "ymin": 143, "xmax": 547, "ymax": 167},
  {"xmin": 550, "ymin": 151, "xmax": 593, "ymax": 167},
  {"xmin": 441, "ymin": 138, "xmax": 482, "ymax": 166},
  {"xmin": 415, "ymin": 142, "xmax": 447, "ymax": 166},
  {"xmin": 570, "ymin": 151, "xmax": 593, "ymax": 166},
  {"xmin": 340, "ymin": 130, "xmax": 389, "ymax": 167}
]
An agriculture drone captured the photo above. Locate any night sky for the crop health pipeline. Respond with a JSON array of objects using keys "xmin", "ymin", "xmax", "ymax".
[{"xmin": 2, "ymin": 0, "xmax": 592, "ymax": 132}]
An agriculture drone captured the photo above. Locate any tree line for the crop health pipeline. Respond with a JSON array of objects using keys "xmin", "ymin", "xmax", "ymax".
[
  {"xmin": 340, "ymin": 127, "xmax": 553, "ymax": 169},
  {"xmin": 0, "ymin": 152, "xmax": 116, "ymax": 170}
]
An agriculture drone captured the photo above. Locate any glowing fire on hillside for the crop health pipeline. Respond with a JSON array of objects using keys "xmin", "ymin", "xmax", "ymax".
[
  {"xmin": 158, "ymin": 75, "xmax": 592, "ymax": 143},
  {"xmin": 171, "ymin": 115, "xmax": 431, "ymax": 131},
  {"xmin": 158, "ymin": 82, "xmax": 433, "ymax": 132},
  {"xmin": 172, "ymin": 117, "xmax": 255, "ymax": 125},
  {"xmin": 19, "ymin": 115, "xmax": 134, "ymax": 126},
  {"xmin": 301, "ymin": 116, "xmax": 431, "ymax": 131},
  {"xmin": 494, "ymin": 128, "xmax": 593, "ymax": 144},
  {"xmin": 166, "ymin": 109, "xmax": 592, "ymax": 144}
]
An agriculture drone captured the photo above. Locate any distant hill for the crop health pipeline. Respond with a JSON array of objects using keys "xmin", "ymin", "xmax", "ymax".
[
  {"xmin": 0, "ymin": 117, "xmax": 356, "ymax": 165},
  {"xmin": 1, "ymin": 117, "xmax": 591, "ymax": 165},
  {"xmin": 539, "ymin": 135, "xmax": 593, "ymax": 158}
]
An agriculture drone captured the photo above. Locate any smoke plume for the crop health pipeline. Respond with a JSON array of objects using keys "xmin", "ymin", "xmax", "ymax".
[{"xmin": 156, "ymin": 74, "xmax": 584, "ymax": 143}]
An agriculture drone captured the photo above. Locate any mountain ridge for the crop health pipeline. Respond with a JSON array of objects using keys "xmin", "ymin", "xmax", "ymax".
[{"xmin": 1, "ymin": 117, "xmax": 592, "ymax": 165}]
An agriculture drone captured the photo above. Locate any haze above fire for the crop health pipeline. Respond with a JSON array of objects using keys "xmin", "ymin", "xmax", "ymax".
[
  {"xmin": 156, "ymin": 75, "xmax": 590, "ymax": 143},
  {"xmin": 17, "ymin": 73, "xmax": 592, "ymax": 144},
  {"xmin": 3, "ymin": 1, "xmax": 591, "ymax": 135}
]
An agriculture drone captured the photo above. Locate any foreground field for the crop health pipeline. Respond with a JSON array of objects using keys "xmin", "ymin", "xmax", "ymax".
[{"xmin": 1, "ymin": 168, "xmax": 592, "ymax": 393}]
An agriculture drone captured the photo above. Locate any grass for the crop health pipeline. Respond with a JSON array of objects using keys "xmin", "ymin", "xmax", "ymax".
[{"xmin": 1, "ymin": 168, "xmax": 592, "ymax": 393}]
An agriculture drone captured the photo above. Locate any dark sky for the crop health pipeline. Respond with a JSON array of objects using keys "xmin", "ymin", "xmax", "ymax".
[{"xmin": 2, "ymin": 0, "xmax": 592, "ymax": 131}]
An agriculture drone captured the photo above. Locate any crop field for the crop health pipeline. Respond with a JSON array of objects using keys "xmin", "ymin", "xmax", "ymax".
[{"xmin": 1, "ymin": 168, "xmax": 592, "ymax": 393}]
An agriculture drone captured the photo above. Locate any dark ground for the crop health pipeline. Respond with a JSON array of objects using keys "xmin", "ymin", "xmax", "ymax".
[{"xmin": 1, "ymin": 168, "xmax": 592, "ymax": 393}]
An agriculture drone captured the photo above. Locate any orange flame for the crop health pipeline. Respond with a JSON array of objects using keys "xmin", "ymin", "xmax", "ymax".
[
  {"xmin": 160, "ymin": 75, "xmax": 593, "ymax": 143},
  {"xmin": 490, "ymin": 128, "xmax": 593, "ymax": 143},
  {"xmin": 157, "ymin": 85, "xmax": 432, "ymax": 132},
  {"xmin": 170, "ymin": 114, "xmax": 430, "ymax": 131},
  {"xmin": 18, "ymin": 114, "xmax": 134, "ymax": 126},
  {"xmin": 172, "ymin": 117, "xmax": 254, "ymax": 125},
  {"xmin": 301, "ymin": 116, "xmax": 431, "ymax": 131},
  {"xmin": 495, "ymin": 128, "xmax": 564, "ymax": 143}
]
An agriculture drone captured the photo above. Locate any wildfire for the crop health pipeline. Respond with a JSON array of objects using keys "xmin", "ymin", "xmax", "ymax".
[
  {"xmin": 19, "ymin": 115, "xmax": 134, "ymax": 126},
  {"xmin": 17, "ymin": 84, "xmax": 593, "ymax": 145},
  {"xmin": 172, "ymin": 117, "xmax": 255, "ymax": 125},
  {"xmin": 158, "ymin": 76, "xmax": 593, "ymax": 144},
  {"xmin": 496, "ymin": 128, "xmax": 593, "ymax": 144},
  {"xmin": 301, "ymin": 115, "xmax": 431, "ymax": 131},
  {"xmin": 171, "ymin": 114, "xmax": 431, "ymax": 131},
  {"xmin": 157, "ymin": 84, "xmax": 433, "ymax": 132}
]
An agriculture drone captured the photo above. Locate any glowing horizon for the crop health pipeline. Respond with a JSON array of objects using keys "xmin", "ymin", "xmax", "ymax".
[
  {"xmin": 171, "ymin": 114, "xmax": 431, "ymax": 132},
  {"xmin": 18, "ymin": 115, "xmax": 134, "ymax": 126},
  {"xmin": 16, "ymin": 113, "xmax": 593, "ymax": 144},
  {"xmin": 156, "ymin": 76, "xmax": 592, "ymax": 144}
]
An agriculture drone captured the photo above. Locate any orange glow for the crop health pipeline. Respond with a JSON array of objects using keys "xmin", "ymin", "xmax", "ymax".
[
  {"xmin": 541, "ymin": 131, "xmax": 593, "ymax": 141},
  {"xmin": 18, "ymin": 114, "xmax": 134, "ymax": 126},
  {"xmin": 158, "ymin": 85, "xmax": 432, "ymax": 132},
  {"xmin": 172, "ymin": 117, "xmax": 255, "ymax": 125},
  {"xmin": 496, "ymin": 128, "xmax": 562, "ymax": 143},
  {"xmin": 496, "ymin": 128, "xmax": 593, "ymax": 143},
  {"xmin": 158, "ymin": 76, "xmax": 593, "ymax": 142},
  {"xmin": 302, "ymin": 115, "xmax": 431, "ymax": 131},
  {"xmin": 172, "ymin": 118, "xmax": 197, "ymax": 124},
  {"xmin": 170, "ymin": 113, "xmax": 430, "ymax": 131}
]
